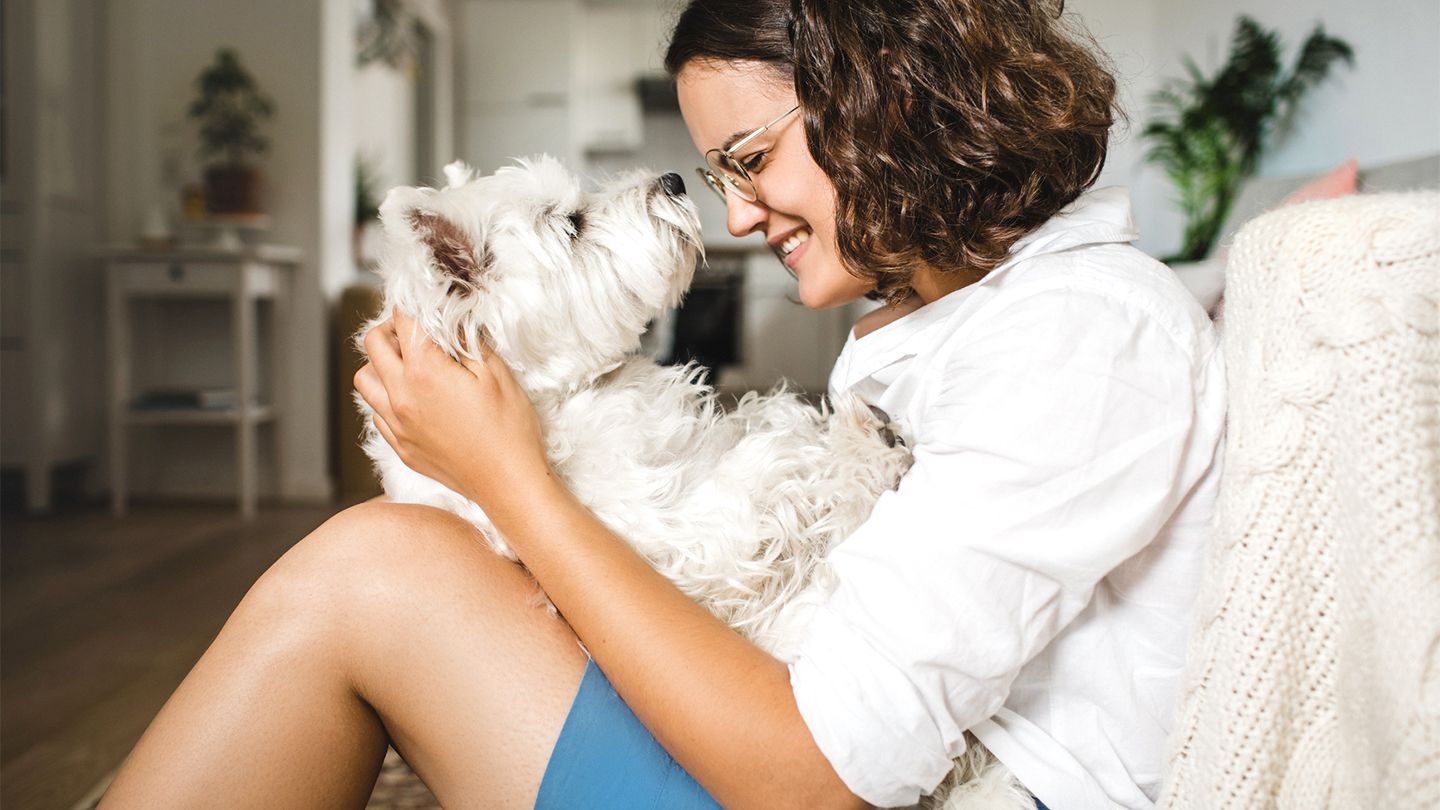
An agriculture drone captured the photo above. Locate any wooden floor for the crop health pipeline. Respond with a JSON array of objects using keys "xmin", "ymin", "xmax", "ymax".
[{"xmin": 1, "ymin": 498, "xmax": 352, "ymax": 810}]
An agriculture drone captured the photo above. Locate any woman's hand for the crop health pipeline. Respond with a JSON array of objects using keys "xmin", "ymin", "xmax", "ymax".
[{"xmin": 353, "ymin": 310, "xmax": 553, "ymax": 514}]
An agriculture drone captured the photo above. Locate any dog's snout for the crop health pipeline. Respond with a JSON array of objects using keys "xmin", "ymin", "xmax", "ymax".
[{"xmin": 659, "ymin": 173, "xmax": 686, "ymax": 197}]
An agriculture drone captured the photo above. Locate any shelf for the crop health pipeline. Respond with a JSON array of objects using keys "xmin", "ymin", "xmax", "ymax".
[
  {"xmin": 123, "ymin": 403, "xmax": 276, "ymax": 426},
  {"xmin": 107, "ymin": 249, "xmax": 296, "ymax": 519}
]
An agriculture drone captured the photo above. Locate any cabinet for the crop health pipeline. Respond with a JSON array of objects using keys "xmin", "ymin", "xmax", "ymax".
[
  {"xmin": 105, "ymin": 246, "xmax": 299, "ymax": 518},
  {"xmin": 457, "ymin": 0, "xmax": 677, "ymax": 170}
]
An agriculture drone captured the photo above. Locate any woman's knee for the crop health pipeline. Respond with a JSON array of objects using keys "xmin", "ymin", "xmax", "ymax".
[
  {"xmin": 269, "ymin": 501, "xmax": 481, "ymax": 582},
  {"xmin": 241, "ymin": 504, "xmax": 438, "ymax": 623},
  {"xmin": 255, "ymin": 501, "xmax": 548, "ymax": 635},
  {"xmin": 320, "ymin": 500, "xmax": 483, "ymax": 552}
]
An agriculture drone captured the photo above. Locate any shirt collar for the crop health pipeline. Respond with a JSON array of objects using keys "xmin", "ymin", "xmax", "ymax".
[{"xmin": 833, "ymin": 186, "xmax": 1138, "ymax": 391}]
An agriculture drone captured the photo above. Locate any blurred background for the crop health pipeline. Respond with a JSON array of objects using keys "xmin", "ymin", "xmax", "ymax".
[{"xmin": 0, "ymin": 0, "xmax": 1435, "ymax": 807}]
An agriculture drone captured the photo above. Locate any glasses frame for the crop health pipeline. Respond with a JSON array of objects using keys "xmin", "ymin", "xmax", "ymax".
[{"xmin": 695, "ymin": 104, "xmax": 801, "ymax": 203}]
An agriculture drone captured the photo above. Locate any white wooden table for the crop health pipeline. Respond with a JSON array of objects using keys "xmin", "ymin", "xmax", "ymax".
[{"xmin": 105, "ymin": 245, "xmax": 299, "ymax": 519}]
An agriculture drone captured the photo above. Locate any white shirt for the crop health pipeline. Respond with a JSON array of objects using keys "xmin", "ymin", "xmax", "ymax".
[{"xmin": 787, "ymin": 187, "xmax": 1226, "ymax": 809}]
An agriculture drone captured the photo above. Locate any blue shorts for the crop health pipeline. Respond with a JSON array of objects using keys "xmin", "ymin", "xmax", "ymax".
[
  {"xmin": 536, "ymin": 660, "xmax": 1050, "ymax": 810},
  {"xmin": 535, "ymin": 658, "xmax": 722, "ymax": 809}
]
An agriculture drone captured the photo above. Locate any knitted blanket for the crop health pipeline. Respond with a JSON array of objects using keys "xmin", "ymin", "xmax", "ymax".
[{"xmin": 1159, "ymin": 192, "xmax": 1440, "ymax": 809}]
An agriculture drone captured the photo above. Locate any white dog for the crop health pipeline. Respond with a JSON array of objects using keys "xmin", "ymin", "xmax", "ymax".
[{"xmin": 355, "ymin": 157, "xmax": 1029, "ymax": 810}]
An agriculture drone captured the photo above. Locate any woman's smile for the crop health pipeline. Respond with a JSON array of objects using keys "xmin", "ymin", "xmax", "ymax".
[
  {"xmin": 783, "ymin": 235, "xmax": 811, "ymax": 269},
  {"xmin": 770, "ymin": 226, "xmax": 813, "ymax": 269}
]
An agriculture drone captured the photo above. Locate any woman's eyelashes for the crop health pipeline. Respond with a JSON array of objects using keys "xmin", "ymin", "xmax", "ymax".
[{"xmin": 740, "ymin": 150, "xmax": 767, "ymax": 172}]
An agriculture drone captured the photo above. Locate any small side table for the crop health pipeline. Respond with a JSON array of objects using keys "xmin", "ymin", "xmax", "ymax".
[{"xmin": 105, "ymin": 245, "xmax": 300, "ymax": 519}]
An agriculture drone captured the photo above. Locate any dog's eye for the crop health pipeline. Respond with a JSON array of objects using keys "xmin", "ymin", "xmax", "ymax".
[{"xmin": 566, "ymin": 211, "xmax": 585, "ymax": 237}]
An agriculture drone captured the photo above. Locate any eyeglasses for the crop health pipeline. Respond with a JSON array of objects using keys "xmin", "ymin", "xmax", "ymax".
[{"xmin": 695, "ymin": 104, "xmax": 800, "ymax": 203}]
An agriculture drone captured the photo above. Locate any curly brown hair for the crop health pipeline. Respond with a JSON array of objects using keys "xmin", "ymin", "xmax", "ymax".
[{"xmin": 666, "ymin": 0, "xmax": 1122, "ymax": 304}]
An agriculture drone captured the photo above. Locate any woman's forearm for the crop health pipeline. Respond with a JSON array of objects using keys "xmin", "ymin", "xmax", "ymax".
[{"xmin": 472, "ymin": 471, "xmax": 865, "ymax": 810}]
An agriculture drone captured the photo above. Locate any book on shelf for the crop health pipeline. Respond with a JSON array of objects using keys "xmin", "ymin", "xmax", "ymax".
[{"xmin": 130, "ymin": 387, "xmax": 251, "ymax": 411}]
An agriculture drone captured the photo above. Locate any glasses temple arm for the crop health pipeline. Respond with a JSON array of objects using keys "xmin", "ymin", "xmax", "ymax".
[{"xmin": 727, "ymin": 104, "xmax": 801, "ymax": 154}]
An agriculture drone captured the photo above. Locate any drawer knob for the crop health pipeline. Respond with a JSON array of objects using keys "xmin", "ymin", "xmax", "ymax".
[{"xmin": 168, "ymin": 263, "xmax": 185, "ymax": 282}]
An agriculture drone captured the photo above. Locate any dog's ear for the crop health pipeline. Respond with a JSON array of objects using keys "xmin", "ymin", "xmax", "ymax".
[{"xmin": 405, "ymin": 209, "xmax": 490, "ymax": 282}]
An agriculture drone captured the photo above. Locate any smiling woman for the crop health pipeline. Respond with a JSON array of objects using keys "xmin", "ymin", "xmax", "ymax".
[
  {"xmin": 655, "ymin": 2, "xmax": 1221, "ymax": 808},
  {"xmin": 94, "ymin": 3, "xmax": 1222, "ymax": 810}
]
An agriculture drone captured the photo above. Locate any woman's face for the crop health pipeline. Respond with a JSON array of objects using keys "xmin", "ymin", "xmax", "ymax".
[{"xmin": 676, "ymin": 61, "xmax": 874, "ymax": 310}]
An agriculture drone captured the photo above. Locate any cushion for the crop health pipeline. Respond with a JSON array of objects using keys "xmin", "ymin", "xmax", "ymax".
[{"xmin": 1282, "ymin": 159, "xmax": 1358, "ymax": 205}]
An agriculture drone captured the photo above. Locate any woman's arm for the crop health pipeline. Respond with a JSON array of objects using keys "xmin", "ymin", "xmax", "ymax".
[{"xmin": 354, "ymin": 312, "xmax": 866, "ymax": 810}]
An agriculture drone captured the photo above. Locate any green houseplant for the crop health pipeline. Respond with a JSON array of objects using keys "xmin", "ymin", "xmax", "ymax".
[
  {"xmin": 188, "ymin": 48, "xmax": 276, "ymax": 214},
  {"xmin": 1144, "ymin": 17, "xmax": 1353, "ymax": 262},
  {"xmin": 355, "ymin": 155, "xmax": 382, "ymax": 228},
  {"xmin": 354, "ymin": 155, "xmax": 384, "ymax": 266}
]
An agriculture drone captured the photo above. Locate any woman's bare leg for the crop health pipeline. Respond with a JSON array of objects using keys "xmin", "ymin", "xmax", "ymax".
[{"xmin": 99, "ymin": 502, "xmax": 589, "ymax": 810}]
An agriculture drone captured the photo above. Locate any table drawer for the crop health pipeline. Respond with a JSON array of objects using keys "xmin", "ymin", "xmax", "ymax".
[{"xmin": 113, "ymin": 262, "xmax": 280, "ymax": 296}]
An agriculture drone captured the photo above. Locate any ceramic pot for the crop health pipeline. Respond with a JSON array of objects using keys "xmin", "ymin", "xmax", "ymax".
[{"xmin": 204, "ymin": 166, "xmax": 263, "ymax": 214}]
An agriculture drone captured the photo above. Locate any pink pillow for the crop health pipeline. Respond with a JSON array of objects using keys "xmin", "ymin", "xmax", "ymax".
[
  {"xmin": 1283, "ymin": 158, "xmax": 1359, "ymax": 205},
  {"xmin": 1209, "ymin": 159, "xmax": 1359, "ymax": 331}
]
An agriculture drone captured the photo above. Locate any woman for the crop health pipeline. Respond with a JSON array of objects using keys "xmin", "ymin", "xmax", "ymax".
[{"xmin": 98, "ymin": 1, "xmax": 1224, "ymax": 808}]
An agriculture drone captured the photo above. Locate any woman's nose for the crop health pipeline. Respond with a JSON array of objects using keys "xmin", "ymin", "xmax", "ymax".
[{"xmin": 724, "ymin": 193, "xmax": 769, "ymax": 238}]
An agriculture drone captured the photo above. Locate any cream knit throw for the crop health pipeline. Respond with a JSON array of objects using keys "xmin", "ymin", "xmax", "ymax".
[{"xmin": 1159, "ymin": 192, "xmax": 1440, "ymax": 809}]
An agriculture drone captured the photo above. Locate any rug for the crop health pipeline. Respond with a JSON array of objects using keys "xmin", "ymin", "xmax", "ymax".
[{"xmin": 366, "ymin": 745, "xmax": 443, "ymax": 809}]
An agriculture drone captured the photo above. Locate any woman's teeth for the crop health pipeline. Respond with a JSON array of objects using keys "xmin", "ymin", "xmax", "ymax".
[{"xmin": 781, "ymin": 229, "xmax": 811, "ymax": 255}]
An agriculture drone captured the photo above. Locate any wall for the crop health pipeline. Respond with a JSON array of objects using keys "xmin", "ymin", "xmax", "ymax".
[
  {"xmin": 1069, "ymin": 0, "xmax": 1165, "ymax": 254},
  {"xmin": 1088, "ymin": 0, "xmax": 1440, "ymax": 257},
  {"xmin": 355, "ymin": 64, "xmax": 418, "ymax": 191},
  {"xmin": 103, "ymin": 0, "xmax": 355, "ymax": 502}
]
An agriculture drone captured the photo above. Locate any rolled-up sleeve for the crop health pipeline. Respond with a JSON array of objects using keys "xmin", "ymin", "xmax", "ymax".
[{"xmin": 789, "ymin": 284, "xmax": 1200, "ymax": 806}]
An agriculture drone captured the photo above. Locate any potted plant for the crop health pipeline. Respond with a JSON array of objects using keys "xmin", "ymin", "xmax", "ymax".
[
  {"xmin": 1144, "ymin": 17, "xmax": 1353, "ymax": 262},
  {"xmin": 354, "ymin": 155, "xmax": 384, "ymax": 266},
  {"xmin": 187, "ymin": 48, "xmax": 276, "ymax": 215}
]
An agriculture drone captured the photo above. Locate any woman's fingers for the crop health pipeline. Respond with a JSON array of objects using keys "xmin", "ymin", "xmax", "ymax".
[
  {"xmin": 355, "ymin": 360, "xmax": 406, "ymax": 462},
  {"xmin": 390, "ymin": 310, "xmax": 473, "ymax": 391},
  {"xmin": 353, "ymin": 361, "xmax": 392, "ymax": 421},
  {"xmin": 371, "ymin": 412, "xmax": 400, "ymax": 454},
  {"xmin": 363, "ymin": 319, "xmax": 404, "ymax": 388},
  {"xmin": 391, "ymin": 309, "xmax": 443, "ymax": 364},
  {"xmin": 391, "ymin": 308, "xmax": 414, "ymax": 338},
  {"xmin": 490, "ymin": 357, "xmax": 523, "ymax": 401}
]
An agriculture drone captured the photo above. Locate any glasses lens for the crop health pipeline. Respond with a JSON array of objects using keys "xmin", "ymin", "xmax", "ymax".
[
  {"xmin": 704, "ymin": 150, "xmax": 757, "ymax": 202},
  {"xmin": 695, "ymin": 168, "xmax": 727, "ymax": 201}
]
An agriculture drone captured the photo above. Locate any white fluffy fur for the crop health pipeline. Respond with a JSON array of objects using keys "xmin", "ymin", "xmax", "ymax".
[{"xmin": 355, "ymin": 156, "xmax": 1031, "ymax": 809}]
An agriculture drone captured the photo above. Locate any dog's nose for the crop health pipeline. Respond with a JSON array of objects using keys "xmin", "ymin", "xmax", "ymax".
[{"xmin": 659, "ymin": 172, "xmax": 686, "ymax": 197}]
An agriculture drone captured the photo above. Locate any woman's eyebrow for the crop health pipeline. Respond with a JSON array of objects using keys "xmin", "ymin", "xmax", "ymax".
[
  {"xmin": 721, "ymin": 127, "xmax": 753, "ymax": 152},
  {"xmin": 720, "ymin": 104, "xmax": 798, "ymax": 152}
]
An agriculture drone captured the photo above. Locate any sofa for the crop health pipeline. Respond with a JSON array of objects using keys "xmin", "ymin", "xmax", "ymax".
[
  {"xmin": 1169, "ymin": 152, "xmax": 1440, "ymax": 313},
  {"xmin": 1158, "ymin": 186, "xmax": 1440, "ymax": 808}
]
